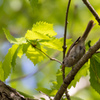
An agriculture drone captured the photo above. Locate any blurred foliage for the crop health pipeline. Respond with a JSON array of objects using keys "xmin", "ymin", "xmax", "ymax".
[
  {"xmin": 0, "ymin": 0, "xmax": 100, "ymax": 100},
  {"xmin": 90, "ymin": 54, "xmax": 100, "ymax": 94}
]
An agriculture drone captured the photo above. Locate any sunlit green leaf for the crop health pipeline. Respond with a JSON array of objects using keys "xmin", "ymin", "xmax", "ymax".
[
  {"xmin": 41, "ymin": 38, "xmax": 63, "ymax": 51},
  {"xmin": 3, "ymin": 28, "xmax": 17, "ymax": 43},
  {"xmin": 25, "ymin": 45, "xmax": 46, "ymax": 65},
  {"xmin": 17, "ymin": 43, "xmax": 30, "ymax": 58},
  {"xmin": 90, "ymin": 55, "xmax": 100, "ymax": 94},
  {"xmin": 11, "ymin": 47, "xmax": 19, "ymax": 69},
  {"xmin": 25, "ymin": 30, "xmax": 50, "ymax": 40},
  {"xmin": 2, "ymin": 44, "xmax": 19, "ymax": 80},
  {"xmin": 25, "ymin": 22, "xmax": 57, "ymax": 40},
  {"xmin": 32, "ymin": 21, "xmax": 57, "ymax": 37},
  {"xmin": 3, "ymin": 28, "xmax": 26, "ymax": 44}
]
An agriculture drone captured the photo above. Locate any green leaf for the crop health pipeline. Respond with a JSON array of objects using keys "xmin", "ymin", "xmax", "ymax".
[
  {"xmin": 3, "ymin": 28, "xmax": 17, "ymax": 43},
  {"xmin": 51, "ymin": 63, "xmax": 89, "ymax": 91},
  {"xmin": 0, "ymin": 61, "xmax": 4, "ymax": 81},
  {"xmin": 32, "ymin": 21, "xmax": 57, "ymax": 37},
  {"xmin": 25, "ymin": 30, "xmax": 50, "ymax": 40},
  {"xmin": 54, "ymin": 68, "xmax": 63, "ymax": 90},
  {"xmin": 41, "ymin": 38, "xmax": 63, "ymax": 51},
  {"xmin": 36, "ymin": 87, "xmax": 53, "ymax": 96},
  {"xmin": 25, "ymin": 44, "xmax": 46, "ymax": 65},
  {"xmin": 71, "ymin": 96, "xmax": 84, "ymax": 100},
  {"xmin": 17, "ymin": 43, "xmax": 30, "ymax": 58},
  {"xmin": 25, "ymin": 21, "xmax": 57, "ymax": 40},
  {"xmin": 2, "ymin": 44, "xmax": 19, "ymax": 80},
  {"xmin": 41, "ymin": 38, "xmax": 72, "ymax": 51},
  {"xmin": 36, "ymin": 87, "xmax": 51, "ymax": 95},
  {"xmin": 3, "ymin": 28, "xmax": 26, "ymax": 44},
  {"xmin": 68, "ymin": 63, "xmax": 89, "ymax": 88},
  {"xmin": 90, "ymin": 55, "xmax": 100, "ymax": 94},
  {"xmin": 11, "ymin": 47, "xmax": 20, "ymax": 68},
  {"xmin": 93, "ymin": 53, "xmax": 100, "ymax": 62},
  {"xmin": 44, "ymin": 68, "xmax": 67, "ymax": 96},
  {"xmin": 40, "ymin": 98, "xmax": 46, "ymax": 100},
  {"xmin": 18, "ymin": 90, "xmax": 34, "ymax": 99}
]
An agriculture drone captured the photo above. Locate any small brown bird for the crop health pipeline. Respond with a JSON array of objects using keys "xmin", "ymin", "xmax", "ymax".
[{"xmin": 63, "ymin": 20, "xmax": 94, "ymax": 67}]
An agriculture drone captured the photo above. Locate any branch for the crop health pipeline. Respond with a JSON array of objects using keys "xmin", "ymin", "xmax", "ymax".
[
  {"xmin": 62, "ymin": 0, "xmax": 71, "ymax": 100},
  {"xmin": 82, "ymin": 0, "xmax": 100, "ymax": 25},
  {"xmin": 62, "ymin": 0, "xmax": 72, "ymax": 99},
  {"xmin": 63, "ymin": 0, "xmax": 71, "ymax": 59},
  {"xmin": 0, "ymin": 80, "xmax": 35, "ymax": 100},
  {"xmin": 54, "ymin": 39, "xmax": 100, "ymax": 100}
]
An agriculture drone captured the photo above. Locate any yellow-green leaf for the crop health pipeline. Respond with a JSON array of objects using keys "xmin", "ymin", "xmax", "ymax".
[
  {"xmin": 25, "ymin": 21, "xmax": 57, "ymax": 40},
  {"xmin": 2, "ymin": 44, "xmax": 19, "ymax": 80},
  {"xmin": 25, "ymin": 45, "xmax": 46, "ymax": 65},
  {"xmin": 3, "ymin": 28, "xmax": 26, "ymax": 44}
]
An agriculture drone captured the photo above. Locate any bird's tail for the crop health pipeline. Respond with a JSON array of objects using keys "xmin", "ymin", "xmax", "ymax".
[{"xmin": 81, "ymin": 20, "xmax": 95, "ymax": 41}]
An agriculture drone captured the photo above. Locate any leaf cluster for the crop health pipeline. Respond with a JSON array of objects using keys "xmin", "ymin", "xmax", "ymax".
[{"xmin": 1, "ymin": 20, "xmax": 100, "ymax": 99}]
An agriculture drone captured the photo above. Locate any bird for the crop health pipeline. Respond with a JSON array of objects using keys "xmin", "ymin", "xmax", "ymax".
[{"xmin": 63, "ymin": 20, "xmax": 94, "ymax": 67}]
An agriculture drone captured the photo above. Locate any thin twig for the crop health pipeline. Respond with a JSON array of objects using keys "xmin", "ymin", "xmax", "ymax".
[
  {"xmin": 63, "ymin": 0, "xmax": 71, "ymax": 59},
  {"xmin": 62, "ymin": 0, "xmax": 71, "ymax": 100},
  {"xmin": 33, "ymin": 45, "xmax": 62, "ymax": 64},
  {"xmin": 82, "ymin": 0, "xmax": 100, "ymax": 25},
  {"xmin": 27, "ymin": 40, "xmax": 62, "ymax": 64},
  {"xmin": 54, "ymin": 39, "xmax": 100, "ymax": 100}
]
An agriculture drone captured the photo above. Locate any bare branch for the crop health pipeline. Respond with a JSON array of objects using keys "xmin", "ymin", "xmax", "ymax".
[
  {"xmin": 63, "ymin": 0, "xmax": 71, "ymax": 59},
  {"xmin": 54, "ymin": 39, "xmax": 100, "ymax": 100},
  {"xmin": 82, "ymin": 0, "xmax": 100, "ymax": 25},
  {"xmin": 62, "ymin": 0, "xmax": 71, "ymax": 100},
  {"xmin": 0, "ymin": 80, "xmax": 35, "ymax": 100}
]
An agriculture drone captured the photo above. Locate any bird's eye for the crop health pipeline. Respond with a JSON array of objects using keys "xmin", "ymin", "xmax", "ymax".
[{"xmin": 62, "ymin": 61, "xmax": 64, "ymax": 64}]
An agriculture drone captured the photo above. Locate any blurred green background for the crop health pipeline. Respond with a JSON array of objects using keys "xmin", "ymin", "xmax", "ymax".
[{"xmin": 0, "ymin": 0, "xmax": 100, "ymax": 99}]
